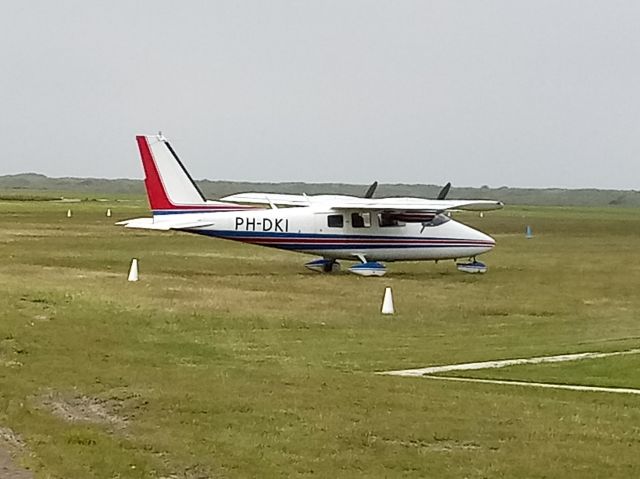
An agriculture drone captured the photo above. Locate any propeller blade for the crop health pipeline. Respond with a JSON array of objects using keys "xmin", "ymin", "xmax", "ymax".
[
  {"xmin": 364, "ymin": 181, "xmax": 378, "ymax": 199},
  {"xmin": 437, "ymin": 182, "xmax": 451, "ymax": 200}
]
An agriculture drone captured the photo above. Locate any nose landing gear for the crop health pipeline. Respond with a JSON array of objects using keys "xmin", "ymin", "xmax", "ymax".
[{"xmin": 456, "ymin": 256, "xmax": 488, "ymax": 274}]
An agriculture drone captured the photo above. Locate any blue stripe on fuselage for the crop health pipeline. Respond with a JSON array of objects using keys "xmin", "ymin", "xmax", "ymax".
[
  {"xmin": 184, "ymin": 229, "xmax": 491, "ymax": 250},
  {"xmin": 189, "ymin": 229, "xmax": 487, "ymax": 242}
]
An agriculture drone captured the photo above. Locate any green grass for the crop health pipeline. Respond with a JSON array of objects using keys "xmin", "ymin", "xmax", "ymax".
[
  {"xmin": 1, "ymin": 200, "xmax": 640, "ymax": 477},
  {"xmin": 440, "ymin": 354, "xmax": 640, "ymax": 389}
]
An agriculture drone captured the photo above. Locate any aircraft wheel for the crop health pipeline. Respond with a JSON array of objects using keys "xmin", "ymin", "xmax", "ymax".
[{"xmin": 323, "ymin": 260, "xmax": 341, "ymax": 273}]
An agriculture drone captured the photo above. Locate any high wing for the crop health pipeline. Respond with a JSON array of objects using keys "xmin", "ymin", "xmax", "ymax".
[
  {"xmin": 221, "ymin": 192, "xmax": 503, "ymax": 212},
  {"xmin": 320, "ymin": 198, "xmax": 503, "ymax": 212},
  {"xmin": 221, "ymin": 193, "xmax": 311, "ymax": 207}
]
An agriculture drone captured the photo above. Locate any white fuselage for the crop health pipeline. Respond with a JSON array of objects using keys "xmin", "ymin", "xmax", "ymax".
[{"xmin": 154, "ymin": 206, "xmax": 495, "ymax": 262}]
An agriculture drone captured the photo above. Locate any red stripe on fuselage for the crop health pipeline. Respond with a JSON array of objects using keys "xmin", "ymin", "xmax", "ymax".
[{"xmin": 228, "ymin": 236, "xmax": 493, "ymax": 246}]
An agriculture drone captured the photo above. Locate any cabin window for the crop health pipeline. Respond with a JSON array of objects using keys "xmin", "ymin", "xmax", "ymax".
[
  {"xmin": 327, "ymin": 214, "xmax": 344, "ymax": 228},
  {"xmin": 378, "ymin": 213, "xmax": 405, "ymax": 227},
  {"xmin": 351, "ymin": 212, "xmax": 371, "ymax": 228}
]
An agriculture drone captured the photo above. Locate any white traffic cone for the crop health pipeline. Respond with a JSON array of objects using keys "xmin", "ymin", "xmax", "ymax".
[
  {"xmin": 66, "ymin": 209, "xmax": 72, "ymax": 218},
  {"xmin": 381, "ymin": 287, "xmax": 395, "ymax": 315},
  {"xmin": 106, "ymin": 208, "xmax": 112, "ymax": 217},
  {"xmin": 127, "ymin": 259, "xmax": 139, "ymax": 282}
]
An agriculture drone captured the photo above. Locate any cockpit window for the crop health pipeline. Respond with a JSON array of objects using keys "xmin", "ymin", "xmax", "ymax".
[
  {"xmin": 351, "ymin": 212, "xmax": 371, "ymax": 228},
  {"xmin": 421, "ymin": 213, "xmax": 451, "ymax": 227},
  {"xmin": 327, "ymin": 214, "xmax": 344, "ymax": 228}
]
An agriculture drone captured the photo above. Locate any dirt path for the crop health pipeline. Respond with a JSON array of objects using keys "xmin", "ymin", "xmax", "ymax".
[
  {"xmin": 1, "ymin": 447, "xmax": 34, "ymax": 479},
  {"xmin": 0, "ymin": 427, "xmax": 34, "ymax": 479}
]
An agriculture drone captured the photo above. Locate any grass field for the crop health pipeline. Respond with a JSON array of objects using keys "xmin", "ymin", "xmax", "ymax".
[{"xmin": 1, "ymin": 198, "xmax": 640, "ymax": 478}]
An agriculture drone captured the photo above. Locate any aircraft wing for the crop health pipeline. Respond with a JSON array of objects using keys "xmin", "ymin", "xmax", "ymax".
[
  {"xmin": 116, "ymin": 218, "xmax": 215, "ymax": 230},
  {"xmin": 325, "ymin": 198, "xmax": 504, "ymax": 212},
  {"xmin": 221, "ymin": 193, "xmax": 503, "ymax": 212},
  {"xmin": 220, "ymin": 192, "xmax": 310, "ymax": 207}
]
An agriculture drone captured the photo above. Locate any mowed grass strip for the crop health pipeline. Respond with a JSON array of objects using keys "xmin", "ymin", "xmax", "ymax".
[{"xmin": 1, "ymin": 200, "xmax": 640, "ymax": 477}]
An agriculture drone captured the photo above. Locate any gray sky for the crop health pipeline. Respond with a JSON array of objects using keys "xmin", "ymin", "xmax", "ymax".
[{"xmin": 1, "ymin": 1, "xmax": 639, "ymax": 189}]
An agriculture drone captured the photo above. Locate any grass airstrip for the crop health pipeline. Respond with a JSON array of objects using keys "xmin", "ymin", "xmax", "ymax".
[{"xmin": 1, "ymin": 197, "xmax": 640, "ymax": 478}]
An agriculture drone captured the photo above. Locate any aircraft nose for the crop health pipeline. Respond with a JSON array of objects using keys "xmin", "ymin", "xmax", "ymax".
[
  {"xmin": 455, "ymin": 222, "xmax": 496, "ymax": 254},
  {"xmin": 471, "ymin": 228, "xmax": 495, "ymax": 251},
  {"xmin": 480, "ymin": 233, "xmax": 496, "ymax": 251},
  {"xmin": 484, "ymin": 232, "xmax": 496, "ymax": 248}
]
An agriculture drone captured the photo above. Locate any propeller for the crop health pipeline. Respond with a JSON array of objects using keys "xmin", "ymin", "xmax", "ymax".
[
  {"xmin": 437, "ymin": 182, "xmax": 451, "ymax": 200},
  {"xmin": 420, "ymin": 210, "xmax": 445, "ymax": 234},
  {"xmin": 364, "ymin": 181, "xmax": 378, "ymax": 199}
]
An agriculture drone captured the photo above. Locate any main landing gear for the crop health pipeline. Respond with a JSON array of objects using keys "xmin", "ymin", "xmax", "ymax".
[
  {"xmin": 305, "ymin": 257, "xmax": 488, "ymax": 276},
  {"xmin": 304, "ymin": 258, "xmax": 341, "ymax": 273},
  {"xmin": 305, "ymin": 257, "xmax": 388, "ymax": 276}
]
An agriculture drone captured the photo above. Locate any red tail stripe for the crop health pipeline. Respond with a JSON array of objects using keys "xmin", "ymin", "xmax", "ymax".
[{"xmin": 137, "ymin": 136, "xmax": 173, "ymax": 210}]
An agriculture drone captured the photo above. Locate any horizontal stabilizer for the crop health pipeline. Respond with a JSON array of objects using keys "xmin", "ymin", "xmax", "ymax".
[{"xmin": 116, "ymin": 217, "xmax": 215, "ymax": 230}]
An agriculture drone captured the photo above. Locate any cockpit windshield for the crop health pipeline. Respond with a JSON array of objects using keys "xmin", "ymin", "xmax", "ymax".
[{"xmin": 421, "ymin": 213, "xmax": 450, "ymax": 227}]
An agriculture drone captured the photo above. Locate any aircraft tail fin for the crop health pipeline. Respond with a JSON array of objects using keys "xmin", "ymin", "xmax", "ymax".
[{"xmin": 136, "ymin": 134, "xmax": 249, "ymax": 214}]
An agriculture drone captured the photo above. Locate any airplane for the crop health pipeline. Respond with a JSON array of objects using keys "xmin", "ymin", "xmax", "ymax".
[{"xmin": 119, "ymin": 134, "xmax": 503, "ymax": 276}]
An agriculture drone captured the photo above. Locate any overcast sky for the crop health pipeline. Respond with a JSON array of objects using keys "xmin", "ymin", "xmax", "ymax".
[{"xmin": 1, "ymin": 1, "xmax": 639, "ymax": 189}]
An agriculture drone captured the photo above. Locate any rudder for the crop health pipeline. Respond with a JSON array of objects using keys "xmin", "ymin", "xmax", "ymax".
[{"xmin": 136, "ymin": 134, "xmax": 208, "ymax": 211}]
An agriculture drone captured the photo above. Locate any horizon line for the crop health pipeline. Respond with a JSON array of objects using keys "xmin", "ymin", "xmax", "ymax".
[{"xmin": 0, "ymin": 171, "xmax": 638, "ymax": 193}]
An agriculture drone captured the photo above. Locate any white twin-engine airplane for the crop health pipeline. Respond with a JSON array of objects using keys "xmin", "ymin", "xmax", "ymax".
[{"xmin": 119, "ymin": 134, "xmax": 504, "ymax": 276}]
